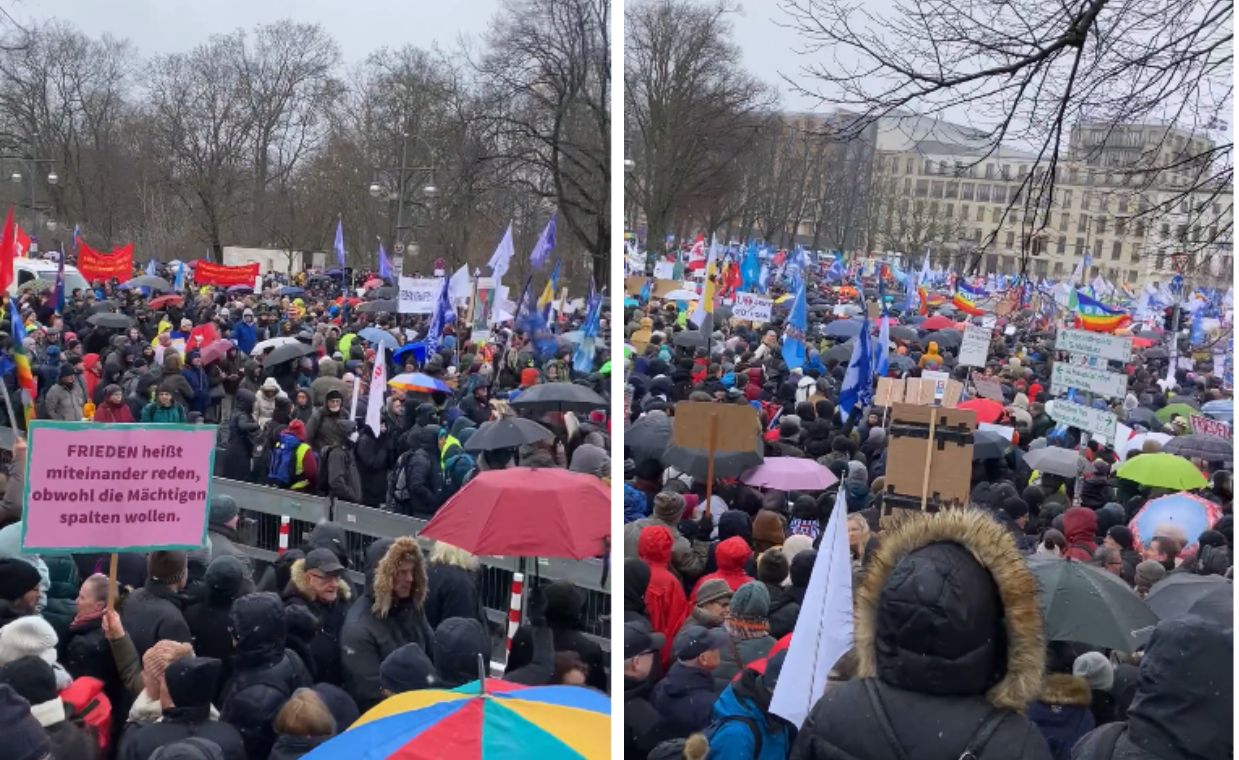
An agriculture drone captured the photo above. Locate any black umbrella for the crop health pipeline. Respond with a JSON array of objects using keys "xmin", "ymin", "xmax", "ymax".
[
  {"xmin": 972, "ymin": 430, "xmax": 1015, "ymax": 461},
  {"xmin": 1126, "ymin": 407, "xmax": 1159, "ymax": 428},
  {"xmin": 662, "ymin": 444, "xmax": 763, "ymax": 481},
  {"xmin": 1145, "ymin": 573, "xmax": 1232, "ymax": 622},
  {"xmin": 510, "ymin": 382, "xmax": 608, "ymax": 413},
  {"xmin": 86, "ymin": 312, "xmax": 134, "ymax": 329},
  {"xmin": 625, "ymin": 413, "xmax": 673, "ymax": 463},
  {"xmin": 262, "ymin": 341, "xmax": 316, "ymax": 367},
  {"xmin": 673, "ymin": 331, "xmax": 707, "ymax": 349},
  {"xmin": 888, "ymin": 355, "xmax": 916, "ymax": 372},
  {"xmin": 889, "ymin": 326, "xmax": 918, "ymax": 341},
  {"xmin": 367, "ymin": 286, "xmax": 398, "ymax": 300},
  {"xmin": 924, "ymin": 329, "xmax": 963, "ymax": 348},
  {"xmin": 1028, "ymin": 556, "xmax": 1158, "ymax": 651},
  {"xmin": 1162, "ymin": 434, "xmax": 1233, "ymax": 462},
  {"xmin": 357, "ymin": 299, "xmax": 397, "ymax": 313},
  {"xmin": 87, "ymin": 300, "xmax": 119, "ymax": 314},
  {"xmin": 823, "ymin": 319, "xmax": 863, "ymax": 339},
  {"xmin": 1173, "ymin": 396, "xmax": 1201, "ymax": 409},
  {"xmin": 822, "ymin": 341, "xmax": 855, "ymax": 363},
  {"xmin": 122, "ymin": 276, "xmax": 172, "ymax": 293},
  {"xmin": 1141, "ymin": 346, "xmax": 1169, "ymax": 360},
  {"xmin": 464, "ymin": 417, "xmax": 554, "ymax": 452}
]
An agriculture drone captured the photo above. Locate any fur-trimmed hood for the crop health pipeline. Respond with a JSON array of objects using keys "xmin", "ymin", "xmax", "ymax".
[
  {"xmin": 854, "ymin": 508, "xmax": 1045, "ymax": 712},
  {"xmin": 287, "ymin": 558, "xmax": 351, "ymax": 604},
  {"xmin": 1036, "ymin": 673, "xmax": 1092, "ymax": 707},
  {"xmin": 371, "ymin": 536, "xmax": 427, "ymax": 619}
]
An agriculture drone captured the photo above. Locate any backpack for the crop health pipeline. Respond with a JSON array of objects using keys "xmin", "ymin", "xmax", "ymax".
[
  {"xmin": 321, "ymin": 445, "xmax": 362, "ymax": 502},
  {"xmin": 388, "ymin": 449, "xmax": 419, "ymax": 506},
  {"xmin": 706, "ymin": 714, "xmax": 763, "ymax": 757},
  {"xmin": 442, "ymin": 450, "xmax": 477, "ymax": 497},
  {"xmin": 59, "ymin": 676, "xmax": 112, "ymax": 756},
  {"xmin": 268, "ymin": 433, "xmax": 300, "ymax": 486}
]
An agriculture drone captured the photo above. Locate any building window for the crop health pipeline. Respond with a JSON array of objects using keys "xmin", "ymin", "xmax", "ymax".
[
  {"xmin": 985, "ymin": 164, "xmax": 995, "ymax": 179},
  {"xmin": 1075, "ymin": 236, "xmax": 1085, "ymax": 253},
  {"xmin": 1160, "ymin": 223, "xmax": 1170, "ymax": 237},
  {"xmin": 1093, "ymin": 239, "xmax": 1103, "ymax": 259},
  {"xmin": 945, "ymin": 203, "xmax": 954, "ymax": 218},
  {"xmin": 931, "ymin": 180, "xmax": 944, "ymax": 198},
  {"xmin": 1059, "ymin": 212, "xmax": 1069, "ymax": 232},
  {"xmin": 1001, "ymin": 165, "xmax": 1011, "ymax": 180},
  {"xmin": 960, "ymin": 203, "xmax": 970, "ymax": 220},
  {"xmin": 1068, "ymin": 167, "xmax": 1079, "ymax": 184},
  {"xmin": 944, "ymin": 181, "xmax": 958, "ymax": 199},
  {"xmin": 1061, "ymin": 189, "xmax": 1073, "ymax": 207},
  {"xmin": 991, "ymin": 207, "xmax": 1001, "ymax": 223},
  {"xmin": 1115, "ymin": 218, "xmax": 1126, "ymax": 236},
  {"xmin": 993, "ymin": 185, "xmax": 1007, "ymax": 204},
  {"xmin": 1005, "ymin": 230, "xmax": 1015, "ymax": 247},
  {"xmin": 1118, "ymin": 196, "xmax": 1129, "ymax": 213},
  {"xmin": 960, "ymin": 183, "xmax": 974, "ymax": 200},
  {"xmin": 1057, "ymin": 237, "xmax": 1066, "ymax": 254},
  {"xmin": 916, "ymin": 179, "xmax": 930, "ymax": 197},
  {"xmin": 1081, "ymin": 191, "xmax": 1091, "ymax": 211},
  {"xmin": 1176, "ymin": 224, "xmax": 1187, "ymax": 241},
  {"xmin": 975, "ymin": 205, "xmax": 984, "ymax": 221},
  {"xmin": 1094, "ymin": 217, "xmax": 1105, "ymax": 235},
  {"xmin": 1135, "ymin": 221, "xmax": 1145, "ymax": 237},
  {"xmin": 1054, "ymin": 261, "xmax": 1065, "ymax": 275},
  {"xmin": 1130, "ymin": 249, "xmax": 1140, "ymax": 264},
  {"xmin": 1156, "ymin": 253, "xmax": 1166, "ymax": 270},
  {"xmin": 906, "ymin": 158, "xmax": 915, "ymax": 174},
  {"xmin": 1111, "ymin": 240, "xmax": 1122, "ymax": 260},
  {"xmin": 975, "ymin": 184, "xmax": 991, "ymax": 203},
  {"xmin": 1078, "ymin": 215, "xmax": 1090, "ymax": 233}
]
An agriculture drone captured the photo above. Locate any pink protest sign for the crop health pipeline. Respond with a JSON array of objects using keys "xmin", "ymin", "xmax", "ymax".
[
  {"xmin": 1190, "ymin": 414, "xmax": 1232, "ymax": 440},
  {"xmin": 21, "ymin": 421, "xmax": 217, "ymax": 553}
]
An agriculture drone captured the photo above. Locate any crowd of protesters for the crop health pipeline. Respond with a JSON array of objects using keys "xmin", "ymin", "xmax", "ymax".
[
  {"xmin": 0, "ymin": 258, "xmax": 613, "ymax": 759},
  {"xmin": 623, "ymin": 275, "xmax": 1232, "ymax": 760}
]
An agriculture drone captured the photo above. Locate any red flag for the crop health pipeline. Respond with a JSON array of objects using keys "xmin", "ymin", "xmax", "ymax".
[{"xmin": 0, "ymin": 207, "xmax": 15, "ymax": 293}]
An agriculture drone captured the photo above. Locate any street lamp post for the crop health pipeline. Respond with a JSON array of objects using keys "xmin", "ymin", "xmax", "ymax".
[{"xmin": 5, "ymin": 155, "xmax": 58, "ymax": 236}]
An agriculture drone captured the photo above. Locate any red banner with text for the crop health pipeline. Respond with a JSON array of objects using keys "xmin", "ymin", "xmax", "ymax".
[
  {"xmin": 191, "ymin": 260, "xmax": 260, "ymax": 287},
  {"xmin": 77, "ymin": 243, "xmax": 134, "ymax": 283}
]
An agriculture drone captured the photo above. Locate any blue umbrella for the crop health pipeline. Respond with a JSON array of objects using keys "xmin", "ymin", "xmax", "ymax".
[
  {"xmin": 228, "ymin": 284, "xmax": 253, "ymax": 293},
  {"xmin": 822, "ymin": 319, "xmax": 863, "ymax": 339},
  {"xmin": 359, "ymin": 327, "xmax": 399, "ymax": 349},
  {"xmin": 280, "ymin": 286, "xmax": 305, "ymax": 297},
  {"xmin": 1201, "ymin": 399, "xmax": 1233, "ymax": 423},
  {"xmin": 392, "ymin": 341, "xmax": 427, "ymax": 366},
  {"xmin": 1129, "ymin": 492, "xmax": 1222, "ymax": 549}
]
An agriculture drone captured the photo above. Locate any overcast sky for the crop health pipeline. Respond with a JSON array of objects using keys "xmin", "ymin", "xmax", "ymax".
[{"xmin": 9, "ymin": 0, "xmax": 501, "ymax": 61}]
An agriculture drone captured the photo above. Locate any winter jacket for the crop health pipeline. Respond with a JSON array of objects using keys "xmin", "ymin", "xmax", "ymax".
[
  {"xmin": 117, "ymin": 704, "xmax": 247, "ymax": 760},
  {"xmin": 282, "ymin": 558, "xmax": 350, "ymax": 686},
  {"xmin": 1071, "ymin": 615, "xmax": 1231, "ymax": 760},
  {"xmin": 388, "ymin": 426, "xmax": 443, "ymax": 516},
  {"xmin": 159, "ymin": 354, "xmax": 195, "ymax": 410},
  {"xmin": 207, "ymin": 524, "xmax": 253, "ymax": 581},
  {"xmin": 651, "ymin": 662, "xmax": 723, "ymax": 734},
  {"xmin": 424, "ymin": 562, "xmax": 487, "ymax": 631},
  {"xmin": 789, "ymin": 509, "xmax": 1053, "ymax": 760},
  {"xmin": 140, "ymin": 401, "xmax": 187, "ymax": 423},
  {"xmin": 120, "ymin": 581, "xmax": 191, "ymax": 659},
  {"xmin": 708, "ymin": 676, "xmax": 794, "ymax": 760},
  {"xmin": 93, "ymin": 397, "xmax": 135, "ymax": 423},
  {"xmin": 230, "ymin": 320, "xmax": 258, "ymax": 356},
  {"xmin": 763, "ymin": 582, "xmax": 801, "ymax": 640},
  {"xmin": 182, "ymin": 363, "xmax": 210, "ymax": 415},
  {"xmin": 1063, "ymin": 507, "xmax": 1099, "ymax": 562},
  {"xmin": 306, "ymin": 407, "xmax": 351, "ymax": 453},
  {"xmin": 219, "ymin": 389, "xmax": 260, "ymax": 482},
  {"xmin": 340, "ymin": 537, "xmax": 434, "ymax": 712},
  {"xmin": 1028, "ymin": 674, "xmax": 1096, "ymax": 760},
  {"xmin": 44, "ymin": 382, "xmax": 83, "ymax": 421},
  {"xmin": 309, "ymin": 358, "xmax": 349, "ymax": 407},
  {"xmin": 689, "ymin": 537, "xmax": 755, "ymax": 605},
  {"xmin": 319, "ymin": 444, "xmax": 362, "ymax": 502},
  {"xmin": 267, "ymin": 734, "xmax": 330, "ymax": 760},
  {"xmin": 638, "ymin": 526, "xmax": 690, "ymax": 669},
  {"xmin": 507, "ymin": 581, "xmax": 608, "ymax": 693},
  {"xmin": 354, "ymin": 421, "xmax": 396, "ymax": 507},
  {"xmin": 218, "ymin": 593, "xmax": 314, "ymax": 760}
]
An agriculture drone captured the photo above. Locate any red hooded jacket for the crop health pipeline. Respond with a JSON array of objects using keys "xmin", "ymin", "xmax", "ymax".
[
  {"xmin": 1063, "ymin": 506, "xmax": 1098, "ymax": 561},
  {"xmin": 638, "ymin": 526, "xmax": 689, "ymax": 669},
  {"xmin": 688, "ymin": 536, "xmax": 754, "ymax": 605}
]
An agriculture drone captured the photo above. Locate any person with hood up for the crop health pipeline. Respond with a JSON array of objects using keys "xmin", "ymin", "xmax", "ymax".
[
  {"xmin": 218, "ymin": 592, "xmax": 313, "ymax": 759},
  {"xmin": 637, "ymin": 526, "xmax": 690, "ymax": 669},
  {"xmin": 919, "ymin": 340, "xmax": 945, "ymax": 370},
  {"xmin": 0, "ymin": 681, "xmax": 52, "ymax": 760},
  {"xmin": 389, "ymin": 425, "xmax": 445, "ymax": 516},
  {"xmin": 181, "ymin": 350, "xmax": 211, "ymax": 417},
  {"xmin": 230, "ymin": 309, "xmax": 258, "ymax": 355},
  {"xmin": 281, "ymin": 549, "xmax": 350, "ymax": 686},
  {"xmin": 423, "ymin": 542, "xmax": 486, "ymax": 632},
  {"xmin": 254, "ymin": 378, "xmax": 281, "ymax": 429},
  {"xmin": 117, "ymin": 656, "xmax": 245, "ymax": 760},
  {"xmin": 707, "ymin": 649, "xmax": 795, "ymax": 760},
  {"xmin": 1028, "ymin": 670, "xmax": 1096, "ymax": 759},
  {"xmin": 789, "ymin": 509, "xmax": 1053, "ymax": 759},
  {"xmin": 93, "ymin": 383, "xmax": 134, "ymax": 422},
  {"xmin": 713, "ymin": 581, "xmax": 776, "ymax": 684},
  {"xmin": 159, "ymin": 352, "xmax": 195, "ymax": 411},
  {"xmin": 205, "ymin": 496, "xmax": 253, "ymax": 579},
  {"xmin": 1063, "ymin": 507, "xmax": 1099, "ymax": 562},
  {"xmin": 340, "ymin": 537, "xmax": 433, "ymax": 712},
  {"xmin": 507, "ymin": 580, "xmax": 608, "ymax": 693},
  {"xmin": 183, "ymin": 556, "xmax": 246, "ymax": 694},
  {"xmin": 624, "ymin": 559, "xmax": 651, "ymax": 625},
  {"xmin": 141, "ymin": 386, "xmax": 188, "ymax": 423},
  {"xmin": 432, "ymin": 617, "xmax": 491, "ymax": 689},
  {"xmin": 688, "ymin": 536, "xmax": 754, "ymax": 605},
  {"xmin": 354, "ymin": 397, "xmax": 401, "ymax": 507},
  {"xmin": 623, "ymin": 491, "xmax": 709, "ymax": 582},
  {"xmin": 1071, "ymin": 614, "xmax": 1231, "ymax": 760},
  {"xmin": 306, "ymin": 356, "xmax": 345, "ymax": 407},
  {"xmin": 787, "ymin": 548, "xmax": 816, "ymax": 606},
  {"xmin": 268, "ymin": 687, "xmax": 338, "ymax": 760},
  {"xmin": 755, "ymin": 548, "xmax": 800, "ymax": 639},
  {"xmin": 0, "ymin": 656, "xmax": 97, "ymax": 760}
]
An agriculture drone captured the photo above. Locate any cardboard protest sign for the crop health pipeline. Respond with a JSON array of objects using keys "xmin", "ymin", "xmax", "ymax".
[
  {"xmin": 873, "ymin": 377, "xmax": 962, "ymax": 408},
  {"xmin": 653, "ymin": 261, "xmax": 675, "ymax": 280},
  {"xmin": 672, "ymin": 402, "xmax": 761, "ymax": 453},
  {"xmin": 398, "ymin": 276, "xmax": 442, "ymax": 314},
  {"xmin": 21, "ymin": 421, "xmax": 217, "ymax": 553},
  {"xmin": 653, "ymin": 279, "xmax": 691, "ymax": 298},
  {"xmin": 1190, "ymin": 414, "xmax": 1232, "ymax": 439},
  {"xmin": 624, "ymin": 276, "xmax": 647, "ymax": 295},
  {"xmin": 884, "ymin": 404, "xmax": 976, "ymax": 512},
  {"xmin": 973, "ymin": 376, "xmax": 1006, "ymax": 402},
  {"xmin": 732, "ymin": 292, "xmax": 773, "ymax": 323},
  {"xmin": 958, "ymin": 325, "xmax": 991, "ymax": 368}
]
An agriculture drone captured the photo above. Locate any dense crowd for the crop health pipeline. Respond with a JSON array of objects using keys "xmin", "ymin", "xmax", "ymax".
[
  {"xmin": 0, "ymin": 261, "xmax": 613, "ymax": 759},
  {"xmin": 622, "ymin": 278, "xmax": 1232, "ymax": 760}
]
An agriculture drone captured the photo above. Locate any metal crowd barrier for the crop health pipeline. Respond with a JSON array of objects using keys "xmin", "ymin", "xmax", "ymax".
[{"xmin": 0, "ymin": 429, "xmax": 609, "ymax": 649}]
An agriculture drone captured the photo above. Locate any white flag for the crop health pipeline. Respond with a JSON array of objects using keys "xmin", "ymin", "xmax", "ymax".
[
  {"xmin": 769, "ymin": 488, "xmax": 854, "ymax": 728},
  {"xmin": 689, "ymin": 235, "xmax": 719, "ymax": 328},
  {"xmin": 487, "ymin": 223, "xmax": 515, "ymax": 282},
  {"xmin": 449, "ymin": 264, "xmax": 472, "ymax": 304},
  {"xmin": 365, "ymin": 343, "xmax": 387, "ymax": 437}
]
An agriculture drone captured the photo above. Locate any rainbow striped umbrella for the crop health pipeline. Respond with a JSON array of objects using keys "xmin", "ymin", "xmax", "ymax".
[
  {"xmin": 304, "ymin": 679, "xmax": 610, "ymax": 759},
  {"xmin": 388, "ymin": 372, "xmax": 451, "ymax": 394}
]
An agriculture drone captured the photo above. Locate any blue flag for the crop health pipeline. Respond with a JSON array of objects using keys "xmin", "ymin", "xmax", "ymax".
[
  {"xmin": 529, "ymin": 214, "xmax": 557, "ymax": 269},
  {"xmin": 781, "ymin": 275, "xmax": 808, "ymax": 370},
  {"xmin": 827, "ymin": 256, "xmax": 845, "ymax": 283},
  {"xmin": 573, "ymin": 290, "xmax": 603, "ymax": 374},
  {"xmin": 741, "ymin": 242, "xmax": 761, "ymax": 292},
  {"xmin": 425, "ymin": 276, "xmax": 452, "ymax": 358},
  {"xmin": 145, "ymin": 260, "xmax": 156, "ymax": 277},
  {"xmin": 838, "ymin": 306, "xmax": 873, "ymax": 424},
  {"xmin": 53, "ymin": 254, "xmax": 65, "ymax": 315},
  {"xmin": 1190, "ymin": 307, "xmax": 1206, "ymax": 346},
  {"xmin": 875, "ymin": 281, "xmax": 890, "ymax": 377},
  {"xmin": 174, "ymin": 261, "xmax": 185, "ymax": 291},
  {"xmin": 333, "ymin": 219, "xmax": 346, "ymax": 269},
  {"xmin": 378, "ymin": 243, "xmax": 392, "ymax": 279}
]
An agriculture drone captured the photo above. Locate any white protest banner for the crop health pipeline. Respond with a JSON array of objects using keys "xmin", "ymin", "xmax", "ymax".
[
  {"xmin": 1055, "ymin": 329, "xmax": 1132, "ymax": 363},
  {"xmin": 732, "ymin": 292, "xmax": 773, "ymax": 323},
  {"xmin": 1051, "ymin": 362, "xmax": 1129, "ymax": 398},
  {"xmin": 958, "ymin": 325, "xmax": 991, "ymax": 368},
  {"xmin": 398, "ymin": 276, "xmax": 443, "ymax": 314},
  {"xmin": 980, "ymin": 314, "xmax": 997, "ymax": 329},
  {"xmin": 1190, "ymin": 415, "xmax": 1232, "ymax": 439},
  {"xmin": 1046, "ymin": 398, "xmax": 1118, "ymax": 439},
  {"xmin": 652, "ymin": 261, "xmax": 675, "ymax": 280}
]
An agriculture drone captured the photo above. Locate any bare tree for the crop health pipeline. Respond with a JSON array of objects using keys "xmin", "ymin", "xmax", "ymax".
[{"xmin": 779, "ymin": 0, "xmax": 1233, "ymax": 274}]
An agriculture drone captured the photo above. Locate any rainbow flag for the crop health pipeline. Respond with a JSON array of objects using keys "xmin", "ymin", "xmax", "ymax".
[
  {"xmin": 1074, "ymin": 289, "xmax": 1131, "ymax": 333},
  {"xmin": 953, "ymin": 281, "xmax": 988, "ymax": 316},
  {"xmin": 9, "ymin": 299, "xmax": 35, "ymax": 425}
]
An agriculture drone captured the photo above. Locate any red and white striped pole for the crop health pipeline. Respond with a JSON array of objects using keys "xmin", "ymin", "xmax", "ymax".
[
  {"xmin": 505, "ymin": 572, "xmax": 525, "ymax": 654},
  {"xmin": 277, "ymin": 515, "xmax": 290, "ymax": 556}
]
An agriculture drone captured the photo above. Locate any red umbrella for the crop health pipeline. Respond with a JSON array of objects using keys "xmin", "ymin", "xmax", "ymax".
[
  {"xmin": 187, "ymin": 322, "xmax": 220, "ymax": 351},
  {"xmin": 148, "ymin": 294, "xmax": 184, "ymax": 310},
  {"xmin": 958, "ymin": 398, "xmax": 1005, "ymax": 423},
  {"xmin": 920, "ymin": 315, "xmax": 956, "ymax": 331},
  {"xmin": 421, "ymin": 468, "xmax": 609, "ymax": 560},
  {"xmin": 1131, "ymin": 337, "xmax": 1157, "ymax": 349},
  {"xmin": 363, "ymin": 277, "xmax": 384, "ymax": 289},
  {"xmin": 199, "ymin": 338, "xmax": 235, "ymax": 365}
]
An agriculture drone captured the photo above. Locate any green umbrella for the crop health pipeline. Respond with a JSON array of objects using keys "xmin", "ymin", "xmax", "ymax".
[
  {"xmin": 1155, "ymin": 403, "xmax": 1198, "ymax": 425},
  {"xmin": 1028, "ymin": 556, "xmax": 1158, "ymax": 652},
  {"xmin": 1116, "ymin": 452, "xmax": 1209, "ymax": 490}
]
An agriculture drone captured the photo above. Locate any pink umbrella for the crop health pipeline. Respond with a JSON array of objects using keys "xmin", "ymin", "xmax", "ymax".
[
  {"xmin": 740, "ymin": 458, "xmax": 838, "ymax": 491},
  {"xmin": 363, "ymin": 277, "xmax": 384, "ymax": 289},
  {"xmin": 199, "ymin": 338, "xmax": 235, "ymax": 365}
]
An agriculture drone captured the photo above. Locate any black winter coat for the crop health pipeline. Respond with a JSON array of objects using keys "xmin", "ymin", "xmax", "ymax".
[
  {"xmin": 424, "ymin": 562, "xmax": 487, "ymax": 631},
  {"xmin": 183, "ymin": 597, "xmax": 239, "ymax": 696},
  {"xmin": 354, "ymin": 425, "xmax": 396, "ymax": 507},
  {"xmin": 650, "ymin": 662, "xmax": 723, "ymax": 735},
  {"xmin": 340, "ymin": 594, "xmax": 435, "ymax": 712},
  {"xmin": 764, "ymin": 581, "xmax": 801, "ymax": 639},
  {"xmin": 267, "ymin": 734, "xmax": 330, "ymax": 760},
  {"xmin": 121, "ymin": 581, "xmax": 191, "ymax": 658},
  {"xmin": 282, "ymin": 560, "xmax": 350, "ymax": 687},
  {"xmin": 117, "ymin": 705, "xmax": 247, "ymax": 760},
  {"xmin": 219, "ymin": 389, "xmax": 260, "ymax": 482},
  {"xmin": 506, "ymin": 582, "xmax": 608, "ymax": 694}
]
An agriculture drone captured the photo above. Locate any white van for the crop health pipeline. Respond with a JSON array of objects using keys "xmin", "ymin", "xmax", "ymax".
[{"xmin": 9, "ymin": 258, "xmax": 91, "ymax": 297}]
